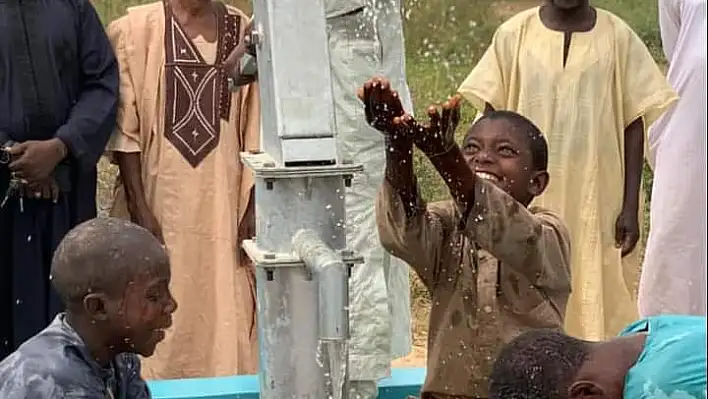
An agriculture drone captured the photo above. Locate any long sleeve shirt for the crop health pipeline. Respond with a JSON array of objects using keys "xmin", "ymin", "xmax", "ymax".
[{"xmin": 376, "ymin": 177, "xmax": 572, "ymax": 398}]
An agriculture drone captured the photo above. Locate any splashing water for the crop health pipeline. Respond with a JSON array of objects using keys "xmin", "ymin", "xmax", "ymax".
[
  {"xmin": 323, "ymin": 340, "xmax": 348, "ymax": 399},
  {"xmin": 316, "ymin": 338, "xmax": 349, "ymax": 399}
]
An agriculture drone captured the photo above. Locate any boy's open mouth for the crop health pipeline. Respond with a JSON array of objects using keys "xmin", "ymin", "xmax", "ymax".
[
  {"xmin": 475, "ymin": 170, "xmax": 501, "ymax": 182},
  {"xmin": 154, "ymin": 329, "xmax": 166, "ymax": 340},
  {"xmin": 152, "ymin": 319, "xmax": 172, "ymax": 340}
]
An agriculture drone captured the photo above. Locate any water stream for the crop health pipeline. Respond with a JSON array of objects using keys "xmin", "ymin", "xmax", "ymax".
[{"xmin": 321, "ymin": 340, "xmax": 349, "ymax": 399}]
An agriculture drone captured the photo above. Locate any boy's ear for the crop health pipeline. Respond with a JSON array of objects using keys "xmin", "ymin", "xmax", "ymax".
[
  {"xmin": 527, "ymin": 170, "xmax": 549, "ymax": 197},
  {"xmin": 568, "ymin": 379, "xmax": 607, "ymax": 398},
  {"xmin": 83, "ymin": 293, "xmax": 111, "ymax": 321}
]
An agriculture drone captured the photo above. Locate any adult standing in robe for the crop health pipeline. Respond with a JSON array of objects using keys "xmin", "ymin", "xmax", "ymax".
[
  {"xmin": 106, "ymin": 0, "xmax": 260, "ymax": 379},
  {"xmin": 639, "ymin": 0, "xmax": 707, "ymax": 317},
  {"xmin": 326, "ymin": 1, "xmax": 412, "ymax": 396},
  {"xmin": 0, "ymin": 0, "xmax": 119, "ymax": 361}
]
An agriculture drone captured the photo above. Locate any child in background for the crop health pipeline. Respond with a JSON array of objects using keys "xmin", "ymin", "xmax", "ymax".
[
  {"xmin": 359, "ymin": 77, "xmax": 572, "ymax": 398},
  {"xmin": 489, "ymin": 315, "xmax": 707, "ymax": 399},
  {"xmin": 0, "ymin": 218, "xmax": 177, "ymax": 398}
]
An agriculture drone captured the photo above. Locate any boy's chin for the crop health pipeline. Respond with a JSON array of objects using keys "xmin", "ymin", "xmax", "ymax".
[
  {"xmin": 131, "ymin": 332, "xmax": 165, "ymax": 357},
  {"xmin": 136, "ymin": 341, "xmax": 159, "ymax": 357}
]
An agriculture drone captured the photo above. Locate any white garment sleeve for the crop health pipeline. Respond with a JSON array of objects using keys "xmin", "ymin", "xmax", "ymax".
[{"xmin": 659, "ymin": 0, "xmax": 682, "ymax": 62}]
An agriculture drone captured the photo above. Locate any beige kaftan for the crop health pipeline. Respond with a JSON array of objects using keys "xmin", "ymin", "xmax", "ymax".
[{"xmin": 106, "ymin": 2, "xmax": 260, "ymax": 379}]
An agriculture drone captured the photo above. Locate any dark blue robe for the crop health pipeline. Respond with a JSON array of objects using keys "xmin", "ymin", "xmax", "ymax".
[{"xmin": 0, "ymin": 0, "xmax": 119, "ymax": 360}]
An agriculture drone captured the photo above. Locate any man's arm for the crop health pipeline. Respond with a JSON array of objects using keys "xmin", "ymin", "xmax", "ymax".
[
  {"xmin": 225, "ymin": 15, "xmax": 257, "ymax": 89},
  {"xmin": 616, "ymin": 117, "xmax": 644, "ymax": 256},
  {"xmin": 116, "ymin": 154, "xmax": 152, "ymax": 221},
  {"xmin": 54, "ymin": 0, "xmax": 119, "ymax": 171},
  {"xmin": 623, "ymin": 118, "xmax": 644, "ymax": 221},
  {"xmin": 105, "ymin": 17, "xmax": 163, "ymax": 242}
]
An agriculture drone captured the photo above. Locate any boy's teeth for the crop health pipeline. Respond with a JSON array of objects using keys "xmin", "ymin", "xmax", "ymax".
[{"xmin": 475, "ymin": 172, "xmax": 498, "ymax": 181}]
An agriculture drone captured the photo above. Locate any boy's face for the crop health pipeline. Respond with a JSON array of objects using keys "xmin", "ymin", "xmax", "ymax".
[
  {"xmin": 461, "ymin": 118, "xmax": 548, "ymax": 204},
  {"xmin": 107, "ymin": 262, "xmax": 177, "ymax": 357}
]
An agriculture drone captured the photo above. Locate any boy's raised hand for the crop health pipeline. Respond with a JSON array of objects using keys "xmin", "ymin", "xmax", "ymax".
[
  {"xmin": 357, "ymin": 77, "xmax": 406, "ymax": 136},
  {"xmin": 400, "ymin": 95, "xmax": 462, "ymax": 157}
]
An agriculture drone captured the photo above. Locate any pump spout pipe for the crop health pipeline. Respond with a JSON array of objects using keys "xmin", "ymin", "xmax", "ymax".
[
  {"xmin": 292, "ymin": 229, "xmax": 350, "ymax": 398},
  {"xmin": 292, "ymin": 229, "xmax": 350, "ymax": 341}
]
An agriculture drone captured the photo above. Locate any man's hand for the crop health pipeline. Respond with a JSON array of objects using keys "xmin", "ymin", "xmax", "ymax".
[
  {"xmin": 615, "ymin": 208, "xmax": 640, "ymax": 257},
  {"xmin": 397, "ymin": 95, "xmax": 462, "ymax": 157},
  {"xmin": 8, "ymin": 139, "xmax": 66, "ymax": 182},
  {"xmin": 224, "ymin": 18, "xmax": 254, "ymax": 82},
  {"xmin": 131, "ymin": 205, "xmax": 165, "ymax": 244},
  {"xmin": 357, "ymin": 77, "xmax": 406, "ymax": 136},
  {"xmin": 20, "ymin": 177, "xmax": 60, "ymax": 202}
]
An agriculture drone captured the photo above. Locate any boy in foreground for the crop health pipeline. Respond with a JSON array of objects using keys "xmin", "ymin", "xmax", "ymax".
[
  {"xmin": 0, "ymin": 218, "xmax": 177, "ymax": 398},
  {"xmin": 489, "ymin": 315, "xmax": 707, "ymax": 398},
  {"xmin": 359, "ymin": 77, "xmax": 572, "ymax": 398}
]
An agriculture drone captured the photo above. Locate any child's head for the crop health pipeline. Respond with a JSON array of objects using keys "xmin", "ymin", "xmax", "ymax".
[
  {"xmin": 51, "ymin": 218, "xmax": 177, "ymax": 358},
  {"xmin": 489, "ymin": 329, "xmax": 638, "ymax": 399},
  {"xmin": 461, "ymin": 110, "xmax": 549, "ymax": 206}
]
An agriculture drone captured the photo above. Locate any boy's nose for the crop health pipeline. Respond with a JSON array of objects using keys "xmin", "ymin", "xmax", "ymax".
[
  {"xmin": 473, "ymin": 150, "xmax": 495, "ymax": 165},
  {"xmin": 166, "ymin": 296, "xmax": 178, "ymax": 314}
]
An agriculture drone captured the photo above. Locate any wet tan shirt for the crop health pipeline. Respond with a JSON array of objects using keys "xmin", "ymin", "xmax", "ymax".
[{"xmin": 377, "ymin": 178, "xmax": 571, "ymax": 398}]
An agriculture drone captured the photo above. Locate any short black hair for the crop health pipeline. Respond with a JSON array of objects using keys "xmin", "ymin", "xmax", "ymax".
[
  {"xmin": 488, "ymin": 329, "xmax": 590, "ymax": 399},
  {"xmin": 51, "ymin": 217, "xmax": 168, "ymax": 305},
  {"xmin": 467, "ymin": 110, "xmax": 549, "ymax": 171}
]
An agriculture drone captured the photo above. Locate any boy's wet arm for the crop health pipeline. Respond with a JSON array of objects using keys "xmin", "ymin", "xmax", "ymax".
[
  {"xmin": 376, "ymin": 179, "xmax": 454, "ymax": 288},
  {"xmin": 463, "ymin": 179, "xmax": 571, "ymax": 287}
]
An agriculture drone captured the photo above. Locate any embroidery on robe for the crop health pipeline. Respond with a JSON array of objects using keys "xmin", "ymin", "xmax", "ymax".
[{"xmin": 163, "ymin": 1, "xmax": 240, "ymax": 167}]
